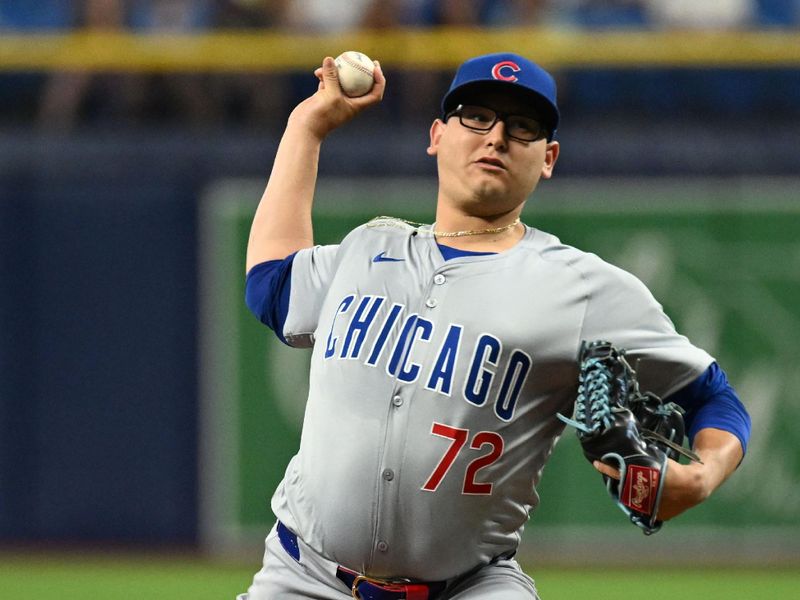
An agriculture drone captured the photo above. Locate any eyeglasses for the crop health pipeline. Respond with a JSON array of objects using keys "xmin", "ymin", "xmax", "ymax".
[{"xmin": 445, "ymin": 104, "xmax": 546, "ymax": 142}]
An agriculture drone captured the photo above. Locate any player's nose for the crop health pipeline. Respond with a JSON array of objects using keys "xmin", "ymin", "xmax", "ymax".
[{"xmin": 485, "ymin": 119, "xmax": 509, "ymax": 149}]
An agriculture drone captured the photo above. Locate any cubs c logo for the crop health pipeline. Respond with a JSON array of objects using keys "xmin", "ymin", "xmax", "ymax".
[{"xmin": 491, "ymin": 60, "xmax": 521, "ymax": 82}]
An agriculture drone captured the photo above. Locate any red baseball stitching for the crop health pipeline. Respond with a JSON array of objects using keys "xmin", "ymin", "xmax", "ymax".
[{"xmin": 340, "ymin": 53, "xmax": 374, "ymax": 77}]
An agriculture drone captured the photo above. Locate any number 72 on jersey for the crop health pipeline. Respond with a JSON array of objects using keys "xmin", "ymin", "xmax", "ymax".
[{"xmin": 422, "ymin": 422, "xmax": 505, "ymax": 495}]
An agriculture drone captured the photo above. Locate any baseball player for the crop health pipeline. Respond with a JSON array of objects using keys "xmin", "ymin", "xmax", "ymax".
[{"xmin": 239, "ymin": 53, "xmax": 751, "ymax": 599}]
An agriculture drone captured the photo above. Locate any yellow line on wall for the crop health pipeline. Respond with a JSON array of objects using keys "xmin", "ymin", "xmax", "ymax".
[{"xmin": 1, "ymin": 28, "xmax": 798, "ymax": 72}]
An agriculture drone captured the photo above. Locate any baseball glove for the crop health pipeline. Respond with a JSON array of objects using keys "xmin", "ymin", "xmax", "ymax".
[{"xmin": 558, "ymin": 340, "xmax": 701, "ymax": 535}]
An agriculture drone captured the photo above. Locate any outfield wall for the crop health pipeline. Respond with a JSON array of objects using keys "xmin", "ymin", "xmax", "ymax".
[{"xmin": 199, "ymin": 176, "xmax": 800, "ymax": 565}]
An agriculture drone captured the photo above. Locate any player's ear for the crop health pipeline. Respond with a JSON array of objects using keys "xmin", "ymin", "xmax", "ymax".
[
  {"xmin": 427, "ymin": 119, "xmax": 445, "ymax": 156},
  {"xmin": 540, "ymin": 141, "xmax": 560, "ymax": 179}
]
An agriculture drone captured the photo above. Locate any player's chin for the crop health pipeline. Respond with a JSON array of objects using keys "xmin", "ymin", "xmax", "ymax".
[
  {"xmin": 469, "ymin": 187, "xmax": 518, "ymax": 214},
  {"xmin": 471, "ymin": 166, "xmax": 506, "ymax": 183},
  {"xmin": 472, "ymin": 178, "xmax": 513, "ymax": 201}
]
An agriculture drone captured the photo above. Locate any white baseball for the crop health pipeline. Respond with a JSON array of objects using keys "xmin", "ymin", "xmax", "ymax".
[{"xmin": 334, "ymin": 51, "xmax": 376, "ymax": 97}]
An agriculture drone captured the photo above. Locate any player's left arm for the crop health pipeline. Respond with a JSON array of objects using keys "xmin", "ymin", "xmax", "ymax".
[
  {"xmin": 594, "ymin": 362, "xmax": 751, "ymax": 521},
  {"xmin": 650, "ymin": 427, "xmax": 743, "ymax": 521}
]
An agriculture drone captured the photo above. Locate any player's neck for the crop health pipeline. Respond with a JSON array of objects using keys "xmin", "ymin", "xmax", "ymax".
[{"xmin": 432, "ymin": 211, "xmax": 525, "ymax": 252}]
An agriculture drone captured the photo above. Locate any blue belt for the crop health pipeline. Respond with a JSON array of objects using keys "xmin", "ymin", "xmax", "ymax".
[{"xmin": 277, "ymin": 521, "xmax": 447, "ymax": 600}]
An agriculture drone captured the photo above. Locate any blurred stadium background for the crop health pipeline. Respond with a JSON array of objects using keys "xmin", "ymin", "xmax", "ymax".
[{"xmin": 1, "ymin": 1, "xmax": 800, "ymax": 598}]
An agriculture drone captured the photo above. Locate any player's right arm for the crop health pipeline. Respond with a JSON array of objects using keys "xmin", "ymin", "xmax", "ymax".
[{"xmin": 245, "ymin": 56, "xmax": 385, "ymax": 272}]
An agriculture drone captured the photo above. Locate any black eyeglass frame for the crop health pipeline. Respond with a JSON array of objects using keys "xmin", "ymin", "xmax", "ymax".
[{"xmin": 444, "ymin": 104, "xmax": 548, "ymax": 142}]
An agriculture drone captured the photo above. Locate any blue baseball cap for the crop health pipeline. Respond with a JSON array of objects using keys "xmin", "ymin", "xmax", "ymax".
[{"xmin": 441, "ymin": 53, "xmax": 560, "ymax": 141}]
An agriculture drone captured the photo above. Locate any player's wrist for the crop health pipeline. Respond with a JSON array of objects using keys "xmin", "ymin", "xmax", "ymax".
[
  {"xmin": 685, "ymin": 461, "xmax": 711, "ymax": 500},
  {"xmin": 286, "ymin": 107, "xmax": 331, "ymax": 143},
  {"xmin": 672, "ymin": 460, "xmax": 710, "ymax": 504}
]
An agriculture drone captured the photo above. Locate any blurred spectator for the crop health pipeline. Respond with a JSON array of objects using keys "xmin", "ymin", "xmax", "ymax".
[
  {"xmin": 214, "ymin": 0, "xmax": 292, "ymax": 28},
  {"xmin": 0, "ymin": 1, "xmax": 76, "ymax": 127},
  {"xmin": 561, "ymin": 0, "xmax": 648, "ymax": 28},
  {"xmin": 360, "ymin": 0, "xmax": 406, "ymax": 29},
  {"xmin": 128, "ymin": 0, "xmax": 215, "ymax": 31},
  {"xmin": 643, "ymin": 0, "xmax": 756, "ymax": 29},
  {"xmin": 127, "ymin": 0, "xmax": 221, "ymax": 127},
  {"xmin": 409, "ymin": 0, "xmax": 551, "ymax": 26},
  {"xmin": 38, "ymin": 0, "xmax": 230, "ymax": 131},
  {"xmin": 209, "ymin": 1, "xmax": 295, "ymax": 131},
  {"xmin": 37, "ymin": 0, "xmax": 138, "ymax": 131},
  {"xmin": 413, "ymin": 0, "xmax": 483, "ymax": 25},
  {"xmin": 284, "ymin": 0, "xmax": 400, "ymax": 33},
  {"xmin": 480, "ymin": 0, "xmax": 553, "ymax": 26}
]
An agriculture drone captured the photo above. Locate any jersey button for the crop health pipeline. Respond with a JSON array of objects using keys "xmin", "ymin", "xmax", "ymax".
[
  {"xmin": 377, "ymin": 541, "xmax": 388, "ymax": 552},
  {"xmin": 382, "ymin": 469, "xmax": 395, "ymax": 481},
  {"xmin": 433, "ymin": 274, "xmax": 446, "ymax": 285},
  {"xmin": 392, "ymin": 395, "xmax": 403, "ymax": 407},
  {"xmin": 425, "ymin": 298, "xmax": 438, "ymax": 308}
]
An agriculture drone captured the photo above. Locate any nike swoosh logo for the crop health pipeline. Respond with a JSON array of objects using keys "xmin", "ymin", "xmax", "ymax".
[{"xmin": 373, "ymin": 251, "xmax": 405, "ymax": 263}]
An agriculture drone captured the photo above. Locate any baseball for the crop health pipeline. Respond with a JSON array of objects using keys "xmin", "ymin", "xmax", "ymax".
[{"xmin": 334, "ymin": 51, "xmax": 376, "ymax": 97}]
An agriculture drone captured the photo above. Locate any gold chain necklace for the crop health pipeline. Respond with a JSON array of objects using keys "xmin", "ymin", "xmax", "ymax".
[{"xmin": 368, "ymin": 216, "xmax": 521, "ymax": 238}]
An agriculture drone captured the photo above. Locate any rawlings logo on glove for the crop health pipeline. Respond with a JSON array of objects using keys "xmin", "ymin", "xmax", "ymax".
[
  {"xmin": 558, "ymin": 340, "xmax": 701, "ymax": 535},
  {"xmin": 623, "ymin": 465, "xmax": 659, "ymax": 515}
]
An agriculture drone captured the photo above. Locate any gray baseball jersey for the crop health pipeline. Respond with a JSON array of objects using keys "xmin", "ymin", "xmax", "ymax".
[{"xmin": 270, "ymin": 219, "xmax": 712, "ymax": 581}]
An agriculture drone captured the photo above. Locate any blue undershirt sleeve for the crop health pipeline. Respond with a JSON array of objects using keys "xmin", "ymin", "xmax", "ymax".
[
  {"xmin": 666, "ymin": 362, "xmax": 751, "ymax": 455},
  {"xmin": 244, "ymin": 253, "xmax": 297, "ymax": 346}
]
